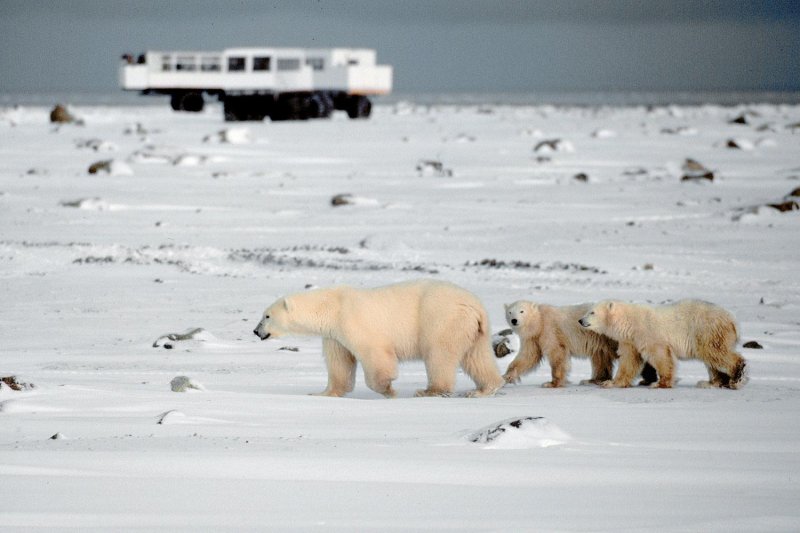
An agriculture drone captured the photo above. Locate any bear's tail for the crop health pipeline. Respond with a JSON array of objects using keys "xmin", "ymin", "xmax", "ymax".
[{"xmin": 461, "ymin": 306, "xmax": 505, "ymax": 397}]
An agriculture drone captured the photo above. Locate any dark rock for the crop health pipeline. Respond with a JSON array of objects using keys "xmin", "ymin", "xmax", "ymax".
[
  {"xmin": 331, "ymin": 194, "xmax": 353, "ymax": 206},
  {"xmin": 573, "ymin": 173, "xmax": 589, "ymax": 182},
  {"xmin": 681, "ymin": 171, "xmax": 714, "ymax": 182},
  {"xmin": 1, "ymin": 376, "xmax": 34, "ymax": 391},
  {"xmin": 729, "ymin": 114, "xmax": 748, "ymax": 125},
  {"xmin": 682, "ymin": 158, "xmax": 708, "ymax": 172},
  {"xmin": 416, "ymin": 159, "xmax": 452, "ymax": 177},
  {"xmin": 50, "ymin": 104, "xmax": 75, "ymax": 124},
  {"xmin": 788, "ymin": 187, "xmax": 800, "ymax": 198},
  {"xmin": 88, "ymin": 160, "xmax": 112, "ymax": 174},
  {"xmin": 278, "ymin": 346, "xmax": 300, "ymax": 352},
  {"xmin": 767, "ymin": 200, "xmax": 799, "ymax": 213},
  {"xmin": 743, "ymin": 340, "xmax": 763, "ymax": 349}
]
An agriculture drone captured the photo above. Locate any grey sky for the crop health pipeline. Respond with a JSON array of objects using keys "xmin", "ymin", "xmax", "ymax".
[{"xmin": 1, "ymin": 0, "xmax": 798, "ymax": 94}]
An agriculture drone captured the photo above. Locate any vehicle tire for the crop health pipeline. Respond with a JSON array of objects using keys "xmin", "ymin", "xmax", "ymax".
[
  {"xmin": 223, "ymin": 98, "xmax": 243, "ymax": 121},
  {"xmin": 310, "ymin": 93, "xmax": 334, "ymax": 119},
  {"xmin": 172, "ymin": 92, "xmax": 204, "ymax": 112},
  {"xmin": 181, "ymin": 92, "xmax": 205, "ymax": 112},
  {"xmin": 346, "ymin": 95, "xmax": 371, "ymax": 119}
]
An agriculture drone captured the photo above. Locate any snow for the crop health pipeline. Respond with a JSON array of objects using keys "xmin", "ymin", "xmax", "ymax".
[{"xmin": 1, "ymin": 99, "xmax": 800, "ymax": 530}]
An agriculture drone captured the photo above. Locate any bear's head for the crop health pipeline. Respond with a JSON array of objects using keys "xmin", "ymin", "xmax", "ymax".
[
  {"xmin": 253, "ymin": 297, "xmax": 297, "ymax": 340},
  {"xmin": 504, "ymin": 300, "xmax": 543, "ymax": 337},
  {"xmin": 578, "ymin": 300, "xmax": 617, "ymax": 336}
]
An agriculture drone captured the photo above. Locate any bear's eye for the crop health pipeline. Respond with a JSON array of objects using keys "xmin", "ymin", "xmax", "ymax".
[
  {"xmin": 265, "ymin": 315, "xmax": 270, "ymax": 319},
  {"xmin": 519, "ymin": 310, "xmax": 524, "ymax": 313}
]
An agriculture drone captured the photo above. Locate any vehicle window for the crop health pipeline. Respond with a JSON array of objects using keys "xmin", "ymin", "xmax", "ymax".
[
  {"xmin": 277, "ymin": 58, "xmax": 300, "ymax": 71},
  {"xmin": 201, "ymin": 56, "xmax": 221, "ymax": 72},
  {"xmin": 228, "ymin": 56, "xmax": 246, "ymax": 72},
  {"xmin": 176, "ymin": 56, "xmax": 197, "ymax": 71},
  {"xmin": 161, "ymin": 55, "xmax": 172, "ymax": 71},
  {"xmin": 253, "ymin": 56, "xmax": 271, "ymax": 71},
  {"xmin": 306, "ymin": 57, "xmax": 324, "ymax": 71}
]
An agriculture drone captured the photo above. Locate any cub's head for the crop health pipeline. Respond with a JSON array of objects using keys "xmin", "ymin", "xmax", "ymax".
[
  {"xmin": 253, "ymin": 297, "xmax": 295, "ymax": 340},
  {"xmin": 578, "ymin": 300, "xmax": 616, "ymax": 334},
  {"xmin": 504, "ymin": 300, "xmax": 543, "ymax": 336}
]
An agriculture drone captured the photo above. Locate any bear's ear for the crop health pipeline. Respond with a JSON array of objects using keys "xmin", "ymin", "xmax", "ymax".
[
  {"xmin": 283, "ymin": 297, "xmax": 293, "ymax": 312},
  {"xmin": 503, "ymin": 303, "xmax": 509, "ymax": 311}
]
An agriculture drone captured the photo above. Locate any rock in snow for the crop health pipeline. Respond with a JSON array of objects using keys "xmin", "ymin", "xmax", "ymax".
[
  {"xmin": 170, "ymin": 376, "xmax": 205, "ymax": 393},
  {"xmin": 469, "ymin": 417, "xmax": 572, "ymax": 449}
]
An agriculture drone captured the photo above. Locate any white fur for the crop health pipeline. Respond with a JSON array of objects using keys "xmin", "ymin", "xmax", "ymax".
[
  {"xmin": 254, "ymin": 279, "xmax": 504, "ymax": 398},
  {"xmin": 579, "ymin": 299, "xmax": 747, "ymax": 389}
]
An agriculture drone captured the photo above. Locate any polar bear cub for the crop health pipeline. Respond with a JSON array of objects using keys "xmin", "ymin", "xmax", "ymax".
[
  {"xmin": 503, "ymin": 301, "xmax": 620, "ymax": 387},
  {"xmin": 253, "ymin": 279, "xmax": 505, "ymax": 398},
  {"xmin": 578, "ymin": 299, "xmax": 747, "ymax": 389}
]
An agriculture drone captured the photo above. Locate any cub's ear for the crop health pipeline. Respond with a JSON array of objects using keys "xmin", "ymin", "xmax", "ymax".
[
  {"xmin": 283, "ymin": 297, "xmax": 293, "ymax": 312},
  {"xmin": 503, "ymin": 303, "xmax": 509, "ymax": 311}
]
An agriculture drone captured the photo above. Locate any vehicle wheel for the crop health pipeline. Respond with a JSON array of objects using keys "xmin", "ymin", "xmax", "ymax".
[
  {"xmin": 346, "ymin": 95, "xmax": 371, "ymax": 119},
  {"xmin": 310, "ymin": 93, "xmax": 334, "ymax": 118},
  {"xmin": 223, "ymin": 99, "xmax": 243, "ymax": 121},
  {"xmin": 181, "ymin": 92, "xmax": 204, "ymax": 112}
]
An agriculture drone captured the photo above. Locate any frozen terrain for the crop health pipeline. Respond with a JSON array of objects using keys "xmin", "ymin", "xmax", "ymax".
[{"xmin": 1, "ymin": 99, "xmax": 799, "ymax": 531}]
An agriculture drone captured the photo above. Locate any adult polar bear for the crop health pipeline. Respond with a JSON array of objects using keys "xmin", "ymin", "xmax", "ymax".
[{"xmin": 253, "ymin": 279, "xmax": 505, "ymax": 398}]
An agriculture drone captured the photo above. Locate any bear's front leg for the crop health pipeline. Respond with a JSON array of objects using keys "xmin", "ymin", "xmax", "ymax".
[
  {"xmin": 697, "ymin": 365, "xmax": 729, "ymax": 389},
  {"xmin": 603, "ymin": 342, "xmax": 643, "ymax": 388},
  {"xmin": 312, "ymin": 338, "xmax": 357, "ymax": 397},
  {"xmin": 645, "ymin": 344, "xmax": 676, "ymax": 388},
  {"xmin": 543, "ymin": 344, "xmax": 570, "ymax": 388},
  {"xmin": 502, "ymin": 339, "xmax": 543, "ymax": 384},
  {"xmin": 583, "ymin": 346, "xmax": 615, "ymax": 385},
  {"xmin": 361, "ymin": 353, "xmax": 399, "ymax": 399}
]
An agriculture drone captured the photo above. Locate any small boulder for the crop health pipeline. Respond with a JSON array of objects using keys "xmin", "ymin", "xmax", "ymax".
[
  {"xmin": 170, "ymin": 376, "xmax": 205, "ymax": 392},
  {"xmin": 50, "ymin": 104, "xmax": 76, "ymax": 124},
  {"xmin": 1, "ymin": 376, "xmax": 34, "ymax": 391},
  {"xmin": 766, "ymin": 200, "xmax": 799, "ymax": 213},
  {"xmin": 743, "ymin": 341, "xmax": 763, "ymax": 349},
  {"xmin": 573, "ymin": 173, "xmax": 589, "ymax": 183},
  {"xmin": 533, "ymin": 139, "xmax": 574, "ymax": 154},
  {"xmin": 468, "ymin": 417, "xmax": 572, "ymax": 449},
  {"xmin": 728, "ymin": 114, "xmax": 749, "ymax": 125},
  {"xmin": 331, "ymin": 193, "xmax": 354, "ymax": 206},
  {"xmin": 492, "ymin": 329, "xmax": 514, "ymax": 358},
  {"xmin": 416, "ymin": 159, "xmax": 453, "ymax": 178}
]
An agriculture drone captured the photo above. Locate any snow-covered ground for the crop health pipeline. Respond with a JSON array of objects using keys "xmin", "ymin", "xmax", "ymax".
[{"xmin": 1, "ymin": 99, "xmax": 799, "ymax": 531}]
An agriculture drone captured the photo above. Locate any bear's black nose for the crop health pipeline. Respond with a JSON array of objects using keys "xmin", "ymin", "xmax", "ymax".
[
  {"xmin": 578, "ymin": 318, "xmax": 587, "ymax": 327},
  {"xmin": 253, "ymin": 329, "xmax": 259, "ymax": 336},
  {"xmin": 511, "ymin": 318, "xmax": 518, "ymax": 326}
]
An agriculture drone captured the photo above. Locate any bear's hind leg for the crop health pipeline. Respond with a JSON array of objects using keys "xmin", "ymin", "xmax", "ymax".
[
  {"xmin": 461, "ymin": 344, "xmax": 505, "ymax": 398},
  {"xmin": 312, "ymin": 338, "xmax": 357, "ymax": 397},
  {"xmin": 416, "ymin": 354, "xmax": 458, "ymax": 397}
]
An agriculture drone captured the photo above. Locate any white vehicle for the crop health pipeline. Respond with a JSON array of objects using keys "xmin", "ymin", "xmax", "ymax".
[{"xmin": 120, "ymin": 47, "xmax": 392, "ymax": 121}]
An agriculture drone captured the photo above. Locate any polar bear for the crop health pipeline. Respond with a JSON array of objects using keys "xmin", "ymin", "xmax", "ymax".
[
  {"xmin": 578, "ymin": 299, "xmax": 747, "ymax": 389},
  {"xmin": 253, "ymin": 279, "xmax": 505, "ymax": 398},
  {"xmin": 503, "ymin": 300, "xmax": 641, "ymax": 387}
]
